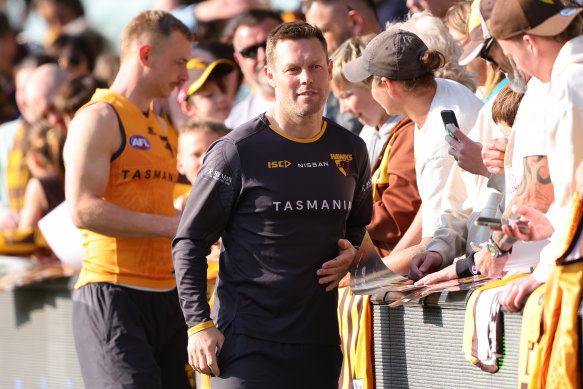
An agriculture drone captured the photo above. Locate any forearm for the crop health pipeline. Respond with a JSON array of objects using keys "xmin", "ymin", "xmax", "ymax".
[
  {"xmin": 425, "ymin": 212, "xmax": 469, "ymax": 268},
  {"xmin": 383, "ymin": 236, "xmax": 431, "ymax": 275},
  {"xmin": 173, "ymin": 238, "xmax": 213, "ymax": 328},
  {"xmin": 388, "ymin": 207, "xmax": 422, "ymax": 257},
  {"xmin": 69, "ymin": 196, "xmax": 178, "ymax": 239}
]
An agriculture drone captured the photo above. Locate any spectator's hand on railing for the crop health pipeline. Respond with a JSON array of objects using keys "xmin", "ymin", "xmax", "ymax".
[
  {"xmin": 481, "ymin": 137, "xmax": 508, "ymax": 175},
  {"xmin": 500, "ymin": 274, "xmax": 542, "ymax": 312},
  {"xmin": 414, "ymin": 263, "xmax": 457, "ymax": 286},
  {"xmin": 408, "ymin": 251, "xmax": 442, "ymax": 281},
  {"xmin": 475, "ymin": 245, "xmax": 506, "ymax": 278},
  {"xmin": 445, "ymin": 125, "xmax": 490, "ymax": 177}
]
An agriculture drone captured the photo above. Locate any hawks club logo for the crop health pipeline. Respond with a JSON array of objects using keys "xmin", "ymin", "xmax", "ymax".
[
  {"xmin": 330, "ymin": 153, "xmax": 353, "ymax": 176},
  {"xmin": 129, "ymin": 135, "xmax": 151, "ymax": 151}
]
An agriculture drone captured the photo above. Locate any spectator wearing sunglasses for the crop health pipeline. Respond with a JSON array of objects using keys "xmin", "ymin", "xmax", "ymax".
[{"xmin": 222, "ymin": 9, "xmax": 283, "ymax": 129}]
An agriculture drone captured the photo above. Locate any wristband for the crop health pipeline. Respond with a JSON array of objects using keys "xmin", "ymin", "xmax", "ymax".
[{"xmin": 187, "ymin": 320, "xmax": 215, "ymax": 337}]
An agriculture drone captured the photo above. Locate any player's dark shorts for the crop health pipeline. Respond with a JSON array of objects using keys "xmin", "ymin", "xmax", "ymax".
[
  {"xmin": 211, "ymin": 327, "xmax": 343, "ymax": 389},
  {"xmin": 72, "ymin": 282, "xmax": 191, "ymax": 389}
]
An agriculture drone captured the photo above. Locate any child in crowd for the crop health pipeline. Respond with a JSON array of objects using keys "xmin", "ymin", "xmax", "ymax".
[
  {"xmin": 177, "ymin": 58, "xmax": 236, "ymax": 123},
  {"xmin": 18, "ymin": 120, "xmax": 66, "ymax": 229},
  {"xmin": 174, "ymin": 117, "xmax": 229, "ymax": 210}
]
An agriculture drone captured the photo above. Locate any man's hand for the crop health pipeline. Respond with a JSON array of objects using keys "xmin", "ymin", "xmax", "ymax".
[
  {"xmin": 500, "ymin": 274, "xmax": 542, "ymax": 312},
  {"xmin": 500, "ymin": 205, "xmax": 554, "ymax": 242},
  {"xmin": 188, "ymin": 326, "xmax": 225, "ymax": 377},
  {"xmin": 481, "ymin": 137, "xmax": 508, "ymax": 175},
  {"xmin": 445, "ymin": 125, "xmax": 490, "ymax": 177},
  {"xmin": 475, "ymin": 246, "xmax": 507, "ymax": 278},
  {"xmin": 415, "ymin": 263, "xmax": 457, "ymax": 286},
  {"xmin": 408, "ymin": 251, "xmax": 443, "ymax": 281},
  {"xmin": 318, "ymin": 239, "xmax": 357, "ymax": 292}
]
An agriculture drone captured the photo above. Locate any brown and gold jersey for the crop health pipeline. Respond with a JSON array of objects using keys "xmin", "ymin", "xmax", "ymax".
[{"xmin": 75, "ymin": 89, "xmax": 178, "ymax": 290}]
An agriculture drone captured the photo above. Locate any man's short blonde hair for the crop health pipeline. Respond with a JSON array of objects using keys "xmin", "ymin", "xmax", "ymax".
[{"xmin": 120, "ymin": 10, "xmax": 192, "ymax": 63}]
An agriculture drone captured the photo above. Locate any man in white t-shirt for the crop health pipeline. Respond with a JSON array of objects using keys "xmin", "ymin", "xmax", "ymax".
[
  {"xmin": 344, "ymin": 28, "xmax": 482, "ymax": 266},
  {"xmin": 478, "ymin": 0, "xmax": 583, "ymax": 312}
]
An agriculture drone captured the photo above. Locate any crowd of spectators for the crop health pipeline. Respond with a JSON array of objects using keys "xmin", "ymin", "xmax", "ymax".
[{"xmin": 0, "ymin": 0, "xmax": 582, "ymax": 388}]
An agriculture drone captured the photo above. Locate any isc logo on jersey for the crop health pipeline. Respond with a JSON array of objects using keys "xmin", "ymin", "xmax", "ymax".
[
  {"xmin": 268, "ymin": 160, "xmax": 291, "ymax": 168},
  {"xmin": 129, "ymin": 135, "xmax": 151, "ymax": 151}
]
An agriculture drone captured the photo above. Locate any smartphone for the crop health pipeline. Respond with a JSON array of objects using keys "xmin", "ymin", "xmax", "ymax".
[
  {"xmin": 475, "ymin": 216, "xmax": 530, "ymax": 231},
  {"xmin": 440, "ymin": 109, "xmax": 459, "ymax": 141}
]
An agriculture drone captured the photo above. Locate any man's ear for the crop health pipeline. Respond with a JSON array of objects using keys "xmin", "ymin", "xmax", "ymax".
[
  {"xmin": 382, "ymin": 77, "xmax": 393, "ymax": 95},
  {"xmin": 176, "ymin": 156, "xmax": 186, "ymax": 175},
  {"xmin": 138, "ymin": 44, "xmax": 152, "ymax": 66},
  {"xmin": 327, "ymin": 59, "xmax": 333, "ymax": 80},
  {"xmin": 265, "ymin": 65, "xmax": 276, "ymax": 88},
  {"xmin": 180, "ymin": 99, "xmax": 195, "ymax": 117},
  {"xmin": 347, "ymin": 10, "xmax": 365, "ymax": 36},
  {"xmin": 233, "ymin": 51, "xmax": 243, "ymax": 66},
  {"xmin": 522, "ymin": 34, "xmax": 539, "ymax": 57}
]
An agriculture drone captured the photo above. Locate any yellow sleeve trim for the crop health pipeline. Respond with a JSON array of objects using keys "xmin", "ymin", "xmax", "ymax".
[{"xmin": 187, "ymin": 320, "xmax": 215, "ymax": 337}]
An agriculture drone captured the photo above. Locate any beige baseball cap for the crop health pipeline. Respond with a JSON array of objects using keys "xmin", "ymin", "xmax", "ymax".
[{"xmin": 458, "ymin": 0, "xmax": 496, "ymax": 66}]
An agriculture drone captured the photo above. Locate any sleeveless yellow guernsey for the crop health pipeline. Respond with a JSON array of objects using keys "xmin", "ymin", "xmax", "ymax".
[{"xmin": 75, "ymin": 89, "xmax": 178, "ymax": 290}]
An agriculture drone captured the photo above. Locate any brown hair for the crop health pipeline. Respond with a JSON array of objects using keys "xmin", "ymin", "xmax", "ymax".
[
  {"xmin": 120, "ymin": 10, "xmax": 192, "ymax": 63},
  {"xmin": 179, "ymin": 117, "xmax": 230, "ymax": 139},
  {"xmin": 491, "ymin": 84, "xmax": 524, "ymax": 127},
  {"xmin": 266, "ymin": 21, "xmax": 328, "ymax": 66},
  {"xmin": 23, "ymin": 120, "xmax": 66, "ymax": 183},
  {"xmin": 221, "ymin": 9, "xmax": 283, "ymax": 46},
  {"xmin": 53, "ymin": 74, "xmax": 108, "ymax": 118}
]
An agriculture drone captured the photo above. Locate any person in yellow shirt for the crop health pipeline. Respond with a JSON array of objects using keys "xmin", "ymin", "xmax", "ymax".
[{"xmin": 64, "ymin": 10, "xmax": 193, "ymax": 389}]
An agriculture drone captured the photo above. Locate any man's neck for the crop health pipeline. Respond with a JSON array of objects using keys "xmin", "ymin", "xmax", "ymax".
[
  {"xmin": 266, "ymin": 107, "xmax": 324, "ymax": 140},
  {"xmin": 545, "ymin": 40, "xmax": 568, "ymax": 82},
  {"xmin": 404, "ymin": 84, "xmax": 437, "ymax": 128},
  {"xmin": 109, "ymin": 66, "xmax": 153, "ymax": 113}
]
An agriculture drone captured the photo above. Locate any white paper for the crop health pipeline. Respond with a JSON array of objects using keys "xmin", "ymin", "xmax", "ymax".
[{"xmin": 38, "ymin": 201, "xmax": 85, "ymax": 270}]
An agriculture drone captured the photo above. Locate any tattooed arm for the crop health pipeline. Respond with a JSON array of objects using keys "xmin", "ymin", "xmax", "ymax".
[
  {"xmin": 492, "ymin": 155, "xmax": 554, "ymax": 251},
  {"xmin": 474, "ymin": 155, "xmax": 554, "ymax": 278}
]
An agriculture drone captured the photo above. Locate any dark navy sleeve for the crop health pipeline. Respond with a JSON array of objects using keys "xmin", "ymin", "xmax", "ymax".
[
  {"xmin": 172, "ymin": 139, "xmax": 242, "ymax": 329},
  {"xmin": 345, "ymin": 140, "xmax": 373, "ymax": 246}
]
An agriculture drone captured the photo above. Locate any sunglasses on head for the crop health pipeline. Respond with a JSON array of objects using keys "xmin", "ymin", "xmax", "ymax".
[
  {"xmin": 238, "ymin": 40, "xmax": 267, "ymax": 59},
  {"xmin": 479, "ymin": 38, "xmax": 497, "ymax": 66}
]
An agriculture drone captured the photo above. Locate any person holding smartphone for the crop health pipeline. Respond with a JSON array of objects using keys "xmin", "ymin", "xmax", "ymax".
[{"xmin": 344, "ymin": 28, "xmax": 482, "ymax": 263}]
